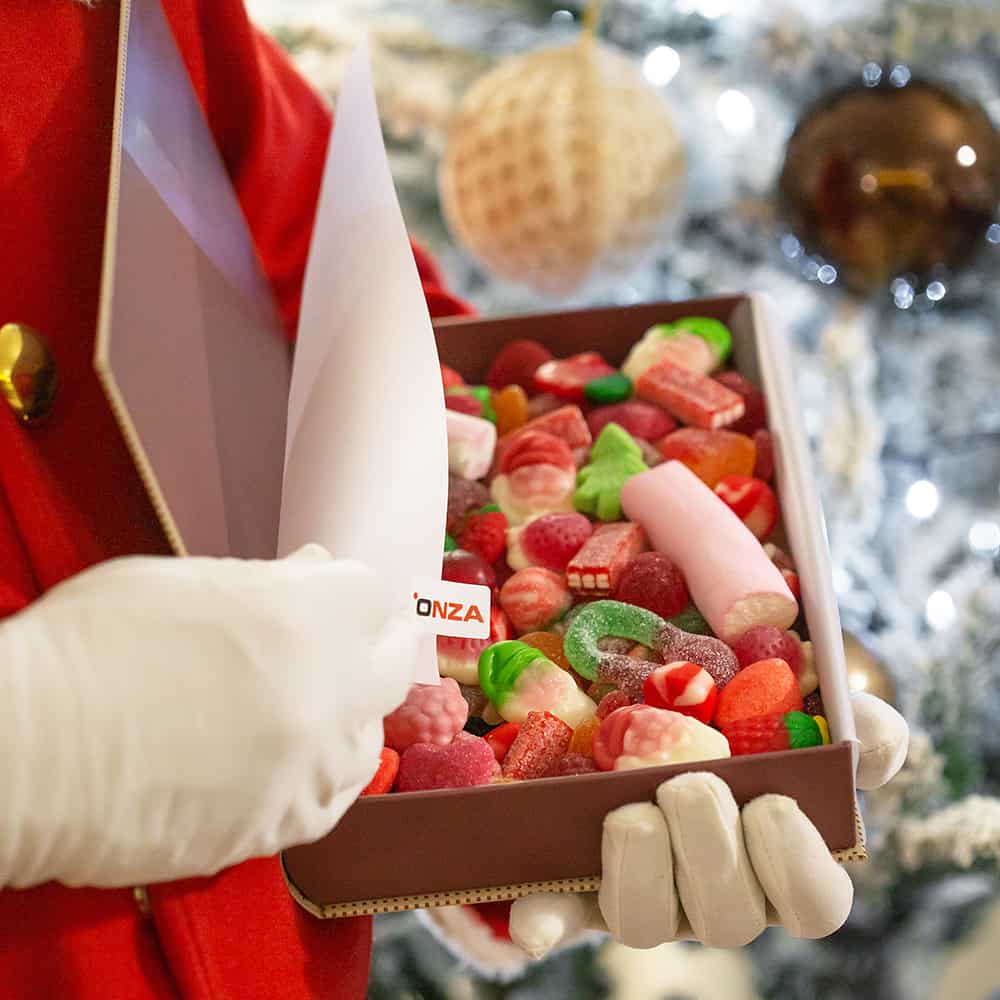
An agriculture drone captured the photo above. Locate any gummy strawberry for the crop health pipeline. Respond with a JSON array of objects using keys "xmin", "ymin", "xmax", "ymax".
[
  {"xmin": 441, "ymin": 364, "xmax": 465, "ymax": 392},
  {"xmin": 447, "ymin": 474, "xmax": 489, "ymax": 535},
  {"xmin": 500, "ymin": 430, "xmax": 575, "ymax": 476},
  {"xmin": 613, "ymin": 552, "xmax": 689, "ymax": 620},
  {"xmin": 442, "ymin": 549, "xmax": 497, "ymax": 590},
  {"xmin": 445, "ymin": 392, "xmax": 482, "ymax": 417},
  {"xmin": 486, "ymin": 339, "xmax": 554, "ymax": 391},
  {"xmin": 587, "ymin": 400, "xmax": 676, "ymax": 442},
  {"xmin": 715, "ymin": 371, "xmax": 767, "ymax": 435},
  {"xmin": 732, "ymin": 624, "xmax": 803, "ymax": 675},
  {"xmin": 535, "ymin": 352, "xmax": 616, "ymax": 402},
  {"xmin": 459, "ymin": 510, "xmax": 508, "ymax": 564},
  {"xmin": 521, "ymin": 513, "xmax": 593, "ymax": 573},
  {"xmin": 722, "ymin": 710, "xmax": 823, "ymax": 756}
]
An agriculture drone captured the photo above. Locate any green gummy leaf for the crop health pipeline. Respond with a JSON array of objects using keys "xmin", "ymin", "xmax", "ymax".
[
  {"xmin": 574, "ymin": 423, "xmax": 648, "ymax": 522},
  {"xmin": 784, "ymin": 711, "xmax": 823, "ymax": 749}
]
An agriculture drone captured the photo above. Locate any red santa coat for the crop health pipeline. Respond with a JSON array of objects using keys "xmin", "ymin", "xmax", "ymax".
[{"xmin": 0, "ymin": 1, "xmax": 470, "ymax": 997}]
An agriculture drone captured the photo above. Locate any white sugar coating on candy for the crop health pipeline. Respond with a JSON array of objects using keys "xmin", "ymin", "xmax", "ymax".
[
  {"xmin": 446, "ymin": 410, "xmax": 497, "ymax": 480},
  {"xmin": 490, "ymin": 465, "xmax": 576, "ymax": 525},
  {"xmin": 656, "ymin": 624, "xmax": 739, "ymax": 689},
  {"xmin": 621, "ymin": 461, "xmax": 797, "ymax": 643},
  {"xmin": 500, "ymin": 659, "xmax": 597, "ymax": 728}
]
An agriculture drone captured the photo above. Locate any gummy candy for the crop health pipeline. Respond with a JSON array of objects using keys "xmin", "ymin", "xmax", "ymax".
[
  {"xmin": 587, "ymin": 400, "xmax": 676, "ymax": 443},
  {"xmin": 500, "ymin": 430, "xmax": 574, "ymax": 474},
  {"xmin": 596, "ymin": 689, "xmax": 632, "ymax": 718},
  {"xmin": 714, "ymin": 475, "xmax": 778, "ymax": 540},
  {"xmin": 486, "ymin": 339, "xmax": 554, "ymax": 391},
  {"xmin": 444, "ymin": 534, "xmax": 458, "ymax": 552},
  {"xmin": 655, "ymin": 428, "xmax": 756, "ymax": 489},
  {"xmin": 668, "ymin": 606, "xmax": 711, "ymax": 635},
  {"xmin": 467, "ymin": 386, "xmax": 497, "ymax": 424},
  {"xmin": 714, "ymin": 370, "xmax": 767, "ymax": 434},
  {"xmin": 520, "ymin": 513, "xmax": 593, "ymax": 572},
  {"xmin": 535, "ymin": 352, "xmax": 616, "ymax": 401},
  {"xmin": 568, "ymin": 717, "xmax": 600, "ymax": 756},
  {"xmin": 527, "ymin": 392, "xmax": 566, "ymax": 420},
  {"xmin": 584, "ymin": 373, "xmax": 633, "ymax": 404},
  {"xmin": 494, "ymin": 405, "xmax": 592, "ymax": 471},
  {"xmin": 441, "ymin": 364, "xmax": 465, "ymax": 392},
  {"xmin": 479, "ymin": 640, "xmax": 597, "ymax": 728},
  {"xmin": 492, "ymin": 430, "xmax": 578, "ymax": 525},
  {"xmin": 656, "ymin": 622, "xmax": 739, "ymax": 689},
  {"xmin": 492, "ymin": 384, "xmax": 529, "ymax": 436},
  {"xmin": 563, "ymin": 599, "xmax": 665, "ymax": 682},
  {"xmin": 554, "ymin": 752, "xmax": 600, "ymax": 776},
  {"xmin": 753, "ymin": 429, "xmax": 775, "ymax": 481},
  {"xmin": 592, "ymin": 704, "xmax": 730, "ymax": 771},
  {"xmin": 447, "ymin": 474, "xmax": 490, "ymax": 535},
  {"xmin": 500, "ymin": 568, "xmax": 573, "ymax": 634},
  {"xmin": 642, "ymin": 661, "xmax": 718, "ymax": 725},
  {"xmin": 362, "ymin": 747, "xmax": 400, "ymax": 796},
  {"xmin": 714, "ymin": 658, "xmax": 804, "ymax": 729},
  {"xmin": 459, "ymin": 509, "xmax": 508, "ymax": 564},
  {"xmin": 797, "ymin": 640, "xmax": 818, "ymax": 698},
  {"xmin": 721, "ymin": 710, "xmax": 824, "ymax": 756},
  {"xmin": 613, "ymin": 552, "xmax": 689, "ymax": 620},
  {"xmin": 802, "ymin": 689, "xmax": 824, "ymax": 717},
  {"xmin": 459, "ymin": 682, "xmax": 489, "ymax": 718},
  {"xmin": 502, "ymin": 711, "xmax": 573, "ymax": 779},
  {"xmin": 574, "ymin": 424, "xmax": 649, "ymax": 522},
  {"xmin": 622, "ymin": 327, "xmax": 718, "ymax": 381},
  {"xmin": 519, "ymin": 630, "xmax": 572, "ymax": 671},
  {"xmin": 383, "ymin": 678, "xmax": 470, "ymax": 752},
  {"xmin": 637, "ymin": 359, "xmax": 745, "ymax": 429},
  {"xmin": 566, "ymin": 522, "xmax": 646, "ymax": 597},
  {"xmin": 732, "ymin": 624, "xmax": 803, "ymax": 675},
  {"xmin": 442, "ymin": 549, "xmax": 497, "ymax": 591},
  {"xmin": 447, "ymin": 410, "xmax": 497, "ymax": 480},
  {"xmin": 445, "ymin": 392, "xmax": 483, "ymax": 417},
  {"xmin": 437, "ymin": 605, "xmax": 511, "ymax": 685},
  {"xmin": 396, "ymin": 732, "xmax": 501, "ymax": 791},
  {"xmin": 484, "ymin": 721, "xmax": 522, "ymax": 763}
]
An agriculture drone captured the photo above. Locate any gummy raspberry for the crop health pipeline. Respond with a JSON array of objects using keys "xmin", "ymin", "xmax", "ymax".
[
  {"xmin": 732, "ymin": 624, "xmax": 803, "ymax": 675},
  {"xmin": 445, "ymin": 392, "xmax": 482, "ymax": 417},
  {"xmin": 447, "ymin": 474, "xmax": 489, "ymax": 535},
  {"xmin": 500, "ymin": 430, "xmax": 574, "ymax": 476},
  {"xmin": 521, "ymin": 513, "xmax": 593, "ymax": 573},
  {"xmin": 459, "ymin": 510, "xmax": 508, "ymax": 564},
  {"xmin": 586, "ymin": 401, "xmax": 676, "ymax": 442},
  {"xmin": 486, "ymin": 339, "xmax": 554, "ymax": 391},
  {"xmin": 596, "ymin": 689, "xmax": 632, "ymax": 718},
  {"xmin": 442, "ymin": 549, "xmax": 497, "ymax": 590},
  {"xmin": 614, "ymin": 552, "xmax": 689, "ymax": 620},
  {"xmin": 397, "ymin": 732, "xmax": 500, "ymax": 791},
  {"xmin": 715, "ymin": 371, "xmax": 767, "ymax": 435},
  {"xmin": 383, "ymin": 678, "xmax": 470, "ymax": 752}
]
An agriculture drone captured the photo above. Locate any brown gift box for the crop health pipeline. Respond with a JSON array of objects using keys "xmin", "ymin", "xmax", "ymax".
[{"xmin": 282, "ymin": 295, "xmax": 865, "ymax": 919}]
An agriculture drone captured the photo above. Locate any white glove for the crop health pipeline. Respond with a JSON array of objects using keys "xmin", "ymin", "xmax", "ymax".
[
  {"xmin": 508, "ymin": 691, "xmax": 909, "ymax": 956},
  {"xmin": 0, "ymin": 544, "xmax": 418, "ymax": 890}
]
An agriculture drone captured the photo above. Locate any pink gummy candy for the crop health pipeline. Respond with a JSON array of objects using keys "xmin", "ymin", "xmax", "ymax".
[
  {"xmin": 396, "ymin": 732, "xmax": 501, "ymax": 792},
  {"xmin": 596, "ymin": 689, "xmax": 632, "ymax": 718},
  {"xmin": 500, "ymin": 567, "xmax": 573, "ymax": 634},
  {"xmin": 383, "ymin": 678, "xmax": 469, "ymax": 752}
]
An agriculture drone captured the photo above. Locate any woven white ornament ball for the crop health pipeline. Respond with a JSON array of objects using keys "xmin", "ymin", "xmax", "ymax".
[{"xmin": 439, "ymin": 39, "xmax": 685, "ymax": 297}]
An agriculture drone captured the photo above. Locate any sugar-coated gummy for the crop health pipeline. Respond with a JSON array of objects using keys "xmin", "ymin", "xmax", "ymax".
[{"xmin": 396, "ymin": 732, "xmax": 501, "ymax": 791}]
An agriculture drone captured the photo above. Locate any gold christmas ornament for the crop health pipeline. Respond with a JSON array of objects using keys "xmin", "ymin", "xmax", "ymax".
[
  {"xmin": 0, "ymin": 322, "xmax": 57, "ymax": 423},
  {"xmin": 843, "ymin": 630, "xmax": 897, "ymax": 708},
  {"xmin": 439, "ymin": 31, "xmax": 684, "ymax": 297}
]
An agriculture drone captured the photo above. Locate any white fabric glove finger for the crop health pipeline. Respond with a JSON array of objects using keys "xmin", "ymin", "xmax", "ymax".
[
  {"xmin": 742, "ymin": 793, "xmax": 854, "ymax": 938},
  {"xmin": 852, "ymin": 691, "xmax": 909, "ymax": 790},
  {"xmin": 509, "ymin": 891, "xmax": 604, "ymax": 959},
  {"xmin": 657, "ymin": 772, "xmax": 767, "ymax": 948},
  {"xmin": 598, "ymin": 802, "xmax": 678, "ymax": 949}
]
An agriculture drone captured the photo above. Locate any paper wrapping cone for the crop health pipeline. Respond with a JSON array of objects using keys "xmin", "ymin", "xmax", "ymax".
[{"xmin": 279, "ymin": 42, "xmax": 448, "ymax": 685}]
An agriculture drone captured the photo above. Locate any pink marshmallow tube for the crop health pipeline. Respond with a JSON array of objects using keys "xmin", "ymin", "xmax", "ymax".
[{"xmin": 620, "ymin": 461, "xmax": 798, "ymax": 643}]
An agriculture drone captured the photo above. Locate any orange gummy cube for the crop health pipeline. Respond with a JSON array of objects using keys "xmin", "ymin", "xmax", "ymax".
[
  {"xmin": 492, "ymin": 384, "xmax": 529, "ymax": 437},
  {"xmin": 655, "ymin": 427, "xmax": 756, "ymax": 488}
]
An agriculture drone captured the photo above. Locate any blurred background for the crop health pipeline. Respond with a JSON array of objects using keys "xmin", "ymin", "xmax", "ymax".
[{"xmin": 249, "ymin": 1, "xmax": 1000, "ymax": 996}]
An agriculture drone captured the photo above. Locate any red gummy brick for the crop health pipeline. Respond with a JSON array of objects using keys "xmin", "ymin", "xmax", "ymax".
[
  {"xmin": 566, "ymin": 522, "xmax": 646, "ymax": 597},
  {"xmin": 502, "ymin": 711, "xmax": 573, "ymax": 780},
  {"xmin": 636, "ymin": 359, "xmax": 745, "ymax": 429}
]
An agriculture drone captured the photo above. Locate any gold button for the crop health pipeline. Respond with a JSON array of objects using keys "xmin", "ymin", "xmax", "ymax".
[{"xmin": 0, "ymin": 322, "xmax": 57, "ymax": 423}]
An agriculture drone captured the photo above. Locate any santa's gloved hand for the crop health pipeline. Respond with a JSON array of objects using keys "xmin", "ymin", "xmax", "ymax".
[
  {"xmin": 0, "ymin": 544, "xmax": 418, "ymax": 890},
  {"xmin": 509, "ymin": 691, "xmax": 907, "ymax": 956}
]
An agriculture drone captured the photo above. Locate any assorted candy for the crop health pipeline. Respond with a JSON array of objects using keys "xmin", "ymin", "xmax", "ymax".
[{"xmin": 370, "ymin": 319, "xmax": 829, "ymax": 796}]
